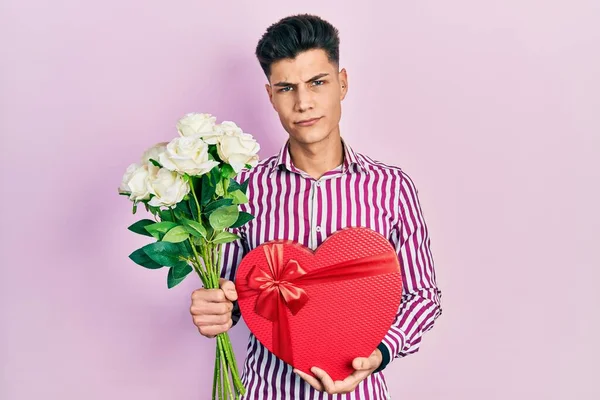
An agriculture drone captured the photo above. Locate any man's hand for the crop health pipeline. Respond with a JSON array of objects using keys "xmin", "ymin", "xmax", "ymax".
[
  {"xmin": 293, "ymin": 348, "xmax": 383, "ymax": 394},
  {"xmin": 190, "ymin": 278, "xmax": 238, "ymax": 338}
]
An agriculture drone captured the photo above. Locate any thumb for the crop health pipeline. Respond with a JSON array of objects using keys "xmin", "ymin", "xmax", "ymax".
[
  {"xmin": 352, "ymin": 357, "xmax": 371, "ymax": 371},
  {"xmin": 219, "ymin": 278, "xmax": 238, "ymax": 302}
]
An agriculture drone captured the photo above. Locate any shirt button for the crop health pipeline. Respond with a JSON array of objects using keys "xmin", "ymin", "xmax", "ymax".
[
  {"xmin": 315, "ymin": 226, "xmax": 322, "ymax": 232},
  {"xmin": 315, "ymin": 181, "xmax": 321, "ymax": 187}
]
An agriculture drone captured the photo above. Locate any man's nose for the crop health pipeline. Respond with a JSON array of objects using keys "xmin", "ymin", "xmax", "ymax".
[{"xmin": 294, "ymin": 86, "xmax": 314, "ymax": 112}]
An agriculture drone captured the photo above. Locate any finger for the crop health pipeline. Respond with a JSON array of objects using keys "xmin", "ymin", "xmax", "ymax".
[
  {"xmin": 352, "ymin": 356, "xmax": 373, "ymax": 371},
  {"xmin": 311, "ymin": 367, "xmax": 337, "ymax": 394},
  {"xmin": 202, "ymin": 288, "xmax": 228, "ymax": 303},
  {"xmin": 340, "ymin": 369, "xmax": 368, "ymax": 388},
  {"xmin": 293, "ymin": 368, "xmax": 324, "ymax": 391},
  {"xmin": 198, "ymin": 319, "xmax": 232, "ymax": 337},
  {"xmin": 190, "ymin": 300, "xmax": 232, "ymax": 316},
  {"xmin": 219, "ymin": 278, "xmax": 238, "ymax": 302},
  {"xmin": 193, "ymin": 313, "xmax": 230, "ymax": 326}
]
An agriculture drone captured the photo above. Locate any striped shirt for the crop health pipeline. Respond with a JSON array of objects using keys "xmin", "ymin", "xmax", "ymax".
[{"xmin": 219, "ymin": 138, "xmax": 442, "ymax": 399}]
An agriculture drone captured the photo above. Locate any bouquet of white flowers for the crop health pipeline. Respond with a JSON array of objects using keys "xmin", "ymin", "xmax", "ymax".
[{"xmin": 118, "ymin": 112, "xmax": 259, "ymax": 399}]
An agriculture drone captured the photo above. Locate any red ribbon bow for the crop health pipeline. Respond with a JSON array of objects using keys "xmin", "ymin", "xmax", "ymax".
[{"xmin": 238, "ymin": 243, "xmax": 399, "ymax": 365}]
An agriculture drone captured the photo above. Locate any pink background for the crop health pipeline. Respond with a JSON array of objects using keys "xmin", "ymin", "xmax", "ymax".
[{"xmin": 2, "ymin": 1, "xmax": 599, "ymax": 399}]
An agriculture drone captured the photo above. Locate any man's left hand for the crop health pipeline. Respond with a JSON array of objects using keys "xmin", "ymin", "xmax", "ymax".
[{"xmin": 293, "ymin": 348, "xmax": 383, "ymax": 394}]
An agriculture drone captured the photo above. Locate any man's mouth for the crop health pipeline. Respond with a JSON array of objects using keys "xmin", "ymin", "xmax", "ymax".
[{"xmin": 295, "ymin": 117, "xmax": 322, "ymax": 127}]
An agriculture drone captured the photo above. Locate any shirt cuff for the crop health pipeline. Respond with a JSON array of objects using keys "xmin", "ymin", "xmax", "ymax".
[{"xmin": 374, "ymin": 342, "xmax": 392, "ymax": 373}]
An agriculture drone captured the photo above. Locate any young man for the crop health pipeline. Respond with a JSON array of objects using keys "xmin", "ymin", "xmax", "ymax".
[{"xmin": 190, "ymin": 13, "xmax": 442, "ymax": 399}]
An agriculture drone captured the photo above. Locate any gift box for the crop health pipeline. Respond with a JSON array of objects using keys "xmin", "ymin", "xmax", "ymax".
[{"xmin": 235, "ymin": 226, "xmax": 403, "ymax": 381}]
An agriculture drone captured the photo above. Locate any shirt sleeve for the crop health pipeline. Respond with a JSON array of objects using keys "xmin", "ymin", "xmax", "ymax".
[
  {"xmin": 375, "ymin": 170, "xmax": 443, "ymax": 371},
  {"xmin": 219, "ymin": 224, "xmax": 249, "ymax": 328}
]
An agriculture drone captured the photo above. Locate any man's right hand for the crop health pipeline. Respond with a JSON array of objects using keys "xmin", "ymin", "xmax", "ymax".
[{"xmin": 190, "ymin": 278, "xmax": 238, "ymax": 338}]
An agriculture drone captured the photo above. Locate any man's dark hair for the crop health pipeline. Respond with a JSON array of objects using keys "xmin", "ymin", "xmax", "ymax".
[{"xmin": 255, "ymin": 13, "xmax": 340, "ymax": 80}]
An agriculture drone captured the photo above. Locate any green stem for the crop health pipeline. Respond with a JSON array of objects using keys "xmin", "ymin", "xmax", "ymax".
[
  {"xmin": 202, "ymin": 243, "xmax": 217, "ymax": 289},
  {"xmin": 216, "ymin": 245, "xmax": 223, "ymax": 282},
  {"xmin": 188, "ymin": 176, "xmax": 202, "ymax": 222},
  {"xmin": 213, "ymin": 347, "xmax": 219, "ymax": 400},
  {"xmin": 223, "ymin": 177, "xmax": 229, "ymax": 198},
  {"xmin": 218, "ymin": 335, "xmax": 234, "ymax": 400},
  {"xmin": 218, "ymin": 341, "xmax": 223, "ymax": 400},
  {"xmin": 229, "ymin": 339, "xmax": 243, "ymax": 393},
  {"xmin": 221, "ymin": 333, "xmax": 244, "ymax": 394},
  {"xmin": 189, "ymin": 239, "xmax": 208, "ymax": 281}
]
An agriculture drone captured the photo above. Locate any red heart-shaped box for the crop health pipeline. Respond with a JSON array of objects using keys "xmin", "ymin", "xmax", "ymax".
[{"xmin": 235, "ymin": 227, "xmax": 402, "ymax": 381}]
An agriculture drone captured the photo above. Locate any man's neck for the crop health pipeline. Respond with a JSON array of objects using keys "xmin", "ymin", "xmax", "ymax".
[{"xmin": 288, "ymin": 132, "xmax": 344, "ymax": 180}]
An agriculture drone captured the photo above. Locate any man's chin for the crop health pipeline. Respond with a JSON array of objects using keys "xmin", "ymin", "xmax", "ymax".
[{"xmin": 289, "ymin": 129, "xmax": 332, "ymax": 145}]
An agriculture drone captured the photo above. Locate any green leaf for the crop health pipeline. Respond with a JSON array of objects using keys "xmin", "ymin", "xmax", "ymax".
[
  {"xmin": 147, "ymin": 204, "xmax": 162, "ymax": 216},
  {"xmin": 181, "ymin": 239, "xmax": 194, "ymax": 258},
  {"xmin": 159, "ymin": 209, "xmax": 174, "ymax": 222},
  {"xmin": 208, "ymin": 145, "xmax": 221, "ymax": 162},
  {"xmin": 173, "ymin": 209, "xmax": 185, "ymax": 221},
  {"xmin": 148, "ymin": 158, "xmax": 162, "ymax": 168},
  {"xmin": 167, "ymin": 266, "xmax": 188, "ymax": 289},
  {"xmin": 180, "ymin": 218, "xmax": 208, "ymax": 239},
  {"xmin": 144, "ymin": 221, "xmax": 178, "ymax": 240},
  {"xmin": 172, "ymin": 262, "xmax": 193, "ymax": 279},
  {"xmin": 204, "ymin": 223, "xmax": 215, "ymax": 242},
  {"xmin": 162, "ymin": 226, "xmax": 190, "ymax": 243},
  {"xmin": 231, "ymin": 211, "xmax": 255, "ymax": 229},
  {"xmin": 129, "ymin": 248, "xmax": 163, "ymax": 269},
  {"xmin": 204, "ymin": 198, "xmax": 233, "ymax": 215},
  {"xmin": 189, "ymin": 176, "xmax": 203, "ymax": 212},
  {"xmin": 209, "ymin": 205, "xmax": 239, "ymax": 231},
  {"xmin": 142, "ymin": 241, "xmax": 190, "ymax": 267},
  {"xmin": 245, "ymin": 163, "xmax": 252, "ymax": 169},
  {"xmin": 200, "ymin": 174, "xmax": 216, "ymax": 205},
  {"xmin": 221, "ymin": 164, "xmax": 235, "ymax": 179},
  {"xmin": 212, "ymin": 231, "xmax": 241, "ymax": 244},
  {"xmin": 215, "ymin": 180, "xmax": 225, "ymax": 197},
  {"xmin": 228, "ymin": 178, "xmax": 242, "ymax": 193},
  {"xmin": 211, "ymin": 166, "xmax": 222, "ymax": 184},
  {"xmin": 175, "ymin": 201, "xmax": 192, "ymax": 218},
  {"xmin": 227, "ymin": 189, "xmax": 248, "ymax": 205},
  {"xmin": 240, "ymin": 178, "xmax": 249, "ymax": 194},
  {"xmin": 127, "ymin": 219, "xmax": 155, "ymax": 237},
  {"xmin": 188, "ymin": 197, "xmax": 199, "ymax": 220}
]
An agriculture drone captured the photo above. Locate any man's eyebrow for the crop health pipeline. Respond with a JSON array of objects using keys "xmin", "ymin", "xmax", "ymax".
[{"xmin": 273, "ymin": 73, "xmax": 330, "ymax": 87}]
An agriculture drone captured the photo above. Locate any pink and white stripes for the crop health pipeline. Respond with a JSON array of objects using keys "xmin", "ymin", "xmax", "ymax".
[{"xmin": 219, "ymin": 138, "xmax": 442, "ymax": 399}]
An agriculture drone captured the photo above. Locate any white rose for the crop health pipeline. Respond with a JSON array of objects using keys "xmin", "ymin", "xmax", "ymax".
[
  {"xmin": 141, "ymin": 142, "xmax": 168, "ymax": 165},
  {"xmin": 217, "ymin": 132, "xmax": 260, "ymax": 173},
  {"xmin": 176, "ymin": 113, "xmax": 216, "ymax": 137},
  {"xmin": 147, "ymin": 166, "xmax": 190, "ymax": 207},
  {"xmin": 215, "ymin": 121, "xmax": 243, "ymax": 135},
  {"xmin": 190, "ymin": 121, "xmax": 241, "ymax": 145},
  {"xmin": 158, "ymin": 136, "xmax": 219, "ymax": 176},
  {"xmin": 119, "ymin": 162, "xmax": 139, "ymax": 194},
  {"xmin": 123, "ymin": 164, "xmax": 152, "ymax": 201}
]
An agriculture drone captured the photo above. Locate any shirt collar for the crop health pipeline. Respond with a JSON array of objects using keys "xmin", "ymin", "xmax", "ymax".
[{"xmin": 269, "ymin": 137, "xmax": 368, "ymax": 176}]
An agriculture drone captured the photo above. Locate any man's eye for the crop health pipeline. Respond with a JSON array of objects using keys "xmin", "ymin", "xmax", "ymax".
[
  {"xmin": 313, "ymin": 80, "xmax": 324, "ymax": 86},
  {"xmin": 279, "ymin": 86, "xmax": 292, "ymax": 92}
]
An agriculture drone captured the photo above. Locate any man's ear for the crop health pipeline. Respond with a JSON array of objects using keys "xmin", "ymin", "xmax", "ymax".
[
  {"xmin": 265, "ymin": 83, "xmax": 276, "ymax": 110},
  {"xmin": 339, "ymin": 68, "xmax": 348, "ymax": 99}
]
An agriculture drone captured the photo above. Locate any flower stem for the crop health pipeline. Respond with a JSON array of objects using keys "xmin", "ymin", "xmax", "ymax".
[
  {"xmin": 218, "ymin": 346, "xmax": 224, "ymax": 400},
  {"xmin": 188, "ymin": 176, "xmax": 202, "ymax": 221},
  {"xmin": 202, "ymin": 243, "xmax": 217, "ymax": 289},
  {"xmin": 217, "ymin": 335, "xmax": 234, "ymax": 399},
  {"xmin": 225, "ymin": 335, "xmax": 244, "ymax": 393},
  {"xmin": 213, "ymin": 347, "xmax": 219, "ymax": 400},
  {"xmin": 190, "ymin": 239, "xmax": 209, "ymax": 285}
]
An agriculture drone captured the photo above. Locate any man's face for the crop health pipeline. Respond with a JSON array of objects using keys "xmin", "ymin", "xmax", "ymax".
[{"xmin": 266, "ymin": 49, "xmax": 348, "ymax": 145}]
